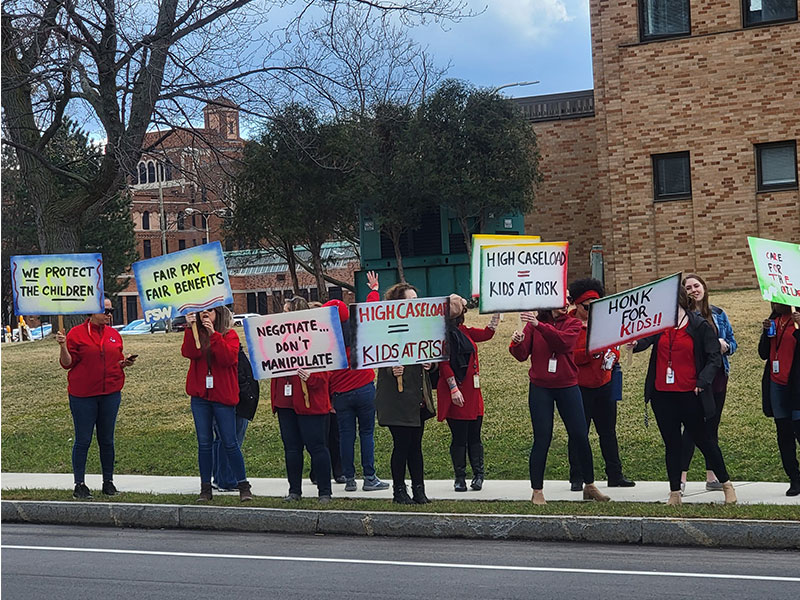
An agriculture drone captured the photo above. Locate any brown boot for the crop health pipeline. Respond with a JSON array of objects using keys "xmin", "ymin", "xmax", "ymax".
[
  {"xmin": 667, "ymin": 490, "xmax": 682, "ymax": 506},
  {"xmin": 198, "ymin": 482, "xmax": 213, "ymax": 502},
  {"xmin": 531, "ymin": 489, "xmax": 546, "ymax": 505},
  {"xmin": 238, "ymin": 480, "xmax": 254, "ymax": 502},
  {"xmin": 722, "ymin": 481, "xmax": 737, "ymax": 505},
  {"xmin": 583, "ymin": 483, "xmax": 610, "ymax": 502}
]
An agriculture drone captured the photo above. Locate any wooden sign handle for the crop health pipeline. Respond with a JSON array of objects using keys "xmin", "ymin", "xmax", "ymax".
[
  {"xmin": 793, "ymin": 306, "xmax": 799, "ymax": 330},
  {"xmin": 191, "ymin": 321, "xmax": 201, "ymax": 349},
  {"xmin": 396, "ymin": 374, "xmax": 404, "ymax": 392},
  {"xmin": 301, "ymin": 379, "xmax": 310, "ymax": 408},
  {"xmin": 625, "ymin": 343, "xmax": 633, "ymax": 368},
  {"xmin": 57, "ymin": 315, "xmax": 64, "ymax": 332}
]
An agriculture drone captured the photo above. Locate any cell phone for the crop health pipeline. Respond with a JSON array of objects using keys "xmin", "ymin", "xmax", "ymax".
[{"xmin": 127, "ymin": 354, "xmax": 139, "ymax": 360}]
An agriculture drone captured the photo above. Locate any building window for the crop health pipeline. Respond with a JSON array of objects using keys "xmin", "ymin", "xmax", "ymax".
[
  {"xmin": 142, "ymin": 211, "xmax": 150, "ymax": 230},
  {"xmin": 177, "ymin": 212, "xmax": 185, "ymax": 230},
  {"xmin": 143, "ymin": 240, "xmax": 151, "ymax": 258},
  {"xmin": 743, "ymin": 0, "xmax": 797, "ymax": 27},
  {"xmin": 147, "ymin": 161, "xmax": 156, "ymax": 183},
  {"xmin": 138, "ymin": 162, "xmax": 147, "ymax": 184},
  {"xmin": 179, "ymin": 239, "xmax": 186, "ymax": 250},
  {"xmin": 756, "ymin": 141, "xmax": 798, "ymax": 192},
  {"xmin": 126, "ymin": 296, "xmax": 138, "ymax": 322},
  {"xmin": 639, "ymin": 0, "xmax": 691, "ymax": 41},
  {"xmin": 652, "ymin": 151, "xmax": 692, "ymax": 201}
]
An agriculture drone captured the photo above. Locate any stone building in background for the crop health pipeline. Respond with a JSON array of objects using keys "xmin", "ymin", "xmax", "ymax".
[{"xmin": 515, "ymin": 0, "xmax": 799, "ymax": 292}]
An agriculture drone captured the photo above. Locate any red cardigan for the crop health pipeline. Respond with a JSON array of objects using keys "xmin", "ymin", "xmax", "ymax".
[
  {"xmin": 437, "ymin": 325, "xmax": 495, "ymax": 421},
  {"xmin": 509, "ymin": 315, "xmax": 582, "ymax": 388},
  {"xmin": 572, "ymin": 317, "xmax": 620, "ymax": 389},
  {"xmin": 181, "ymin": 328, "xmax": 240, "ymax": 405},
  {"xmin": 325, "ymin": 292, "xmax": 380, "ymax": 394},
  {"xmin": 270, "ymin": 372, "xmax": 331, "ymax": 415},
  {"xmin": 61, "ymin": 320, "xmax": 125, "ymax": 397}
]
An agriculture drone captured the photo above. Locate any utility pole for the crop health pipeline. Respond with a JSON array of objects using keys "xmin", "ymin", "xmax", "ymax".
[{"xmin": 157, "ymin": 168, "xmax": 172, "ymax": 332}]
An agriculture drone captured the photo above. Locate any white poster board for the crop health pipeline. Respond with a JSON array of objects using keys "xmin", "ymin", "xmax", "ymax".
[
  {"xmin": 470, "ymin": 233, "xmax": 541, "ymax": 297},
  {"xmin": 586, "ymin": 273, "xmax": 680, "ymax": 353}
]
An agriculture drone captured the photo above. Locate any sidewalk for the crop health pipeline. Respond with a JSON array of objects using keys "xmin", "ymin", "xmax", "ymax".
[{"xmin": 2, "ymin": 473, "xmax": 798, "ymax": 505}]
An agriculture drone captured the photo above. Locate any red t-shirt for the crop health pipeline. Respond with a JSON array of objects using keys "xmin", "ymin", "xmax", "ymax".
[
  {"xmin": 770, "ymin": 315, "xmax": 797, "ymax": 386},
  {"xmin": 655, "ymin": 326, "xmax": 696, "ymax": 392}
]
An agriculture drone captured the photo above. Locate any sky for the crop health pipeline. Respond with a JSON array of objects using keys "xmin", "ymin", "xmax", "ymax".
[{"xmin": 415, "ymin": 0, "xmax": 594, "ymax": 97}]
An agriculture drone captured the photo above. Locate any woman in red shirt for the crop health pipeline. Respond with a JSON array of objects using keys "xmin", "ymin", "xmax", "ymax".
[
  {"xmin": 758, "ymin": 303, "xmax": 800, "ymax": 496},
  {"xmin": 633, "ymin": 287, "xmax": 735, "ymax": 505},
  {"xmin": 271, "ymin": 296, "xmax": 333, "ymax": 503},
  {"xmin": 57, "ymin": 296, "xmax": 136, "ymax": 499},
  {"xmin": 510, "ymin": 304, "xmax": 610, "ymax": 505},
  {"xmin": 182, "ymin": 306, "xmax": 252, "ymax": 502},
  {"xmin": 437, "ymin": 294, "xmax": 498, "ymax": 492}
]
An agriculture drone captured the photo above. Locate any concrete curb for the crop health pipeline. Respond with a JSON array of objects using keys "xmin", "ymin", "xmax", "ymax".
[{"xmin": 3, "ymin": 500, "xmax": 799, "ymax": 549}]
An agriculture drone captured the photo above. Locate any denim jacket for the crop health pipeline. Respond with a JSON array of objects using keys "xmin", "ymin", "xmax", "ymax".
[{"xmin": 709, "ymin": 306, "xmax": 737, "ymax": 375}]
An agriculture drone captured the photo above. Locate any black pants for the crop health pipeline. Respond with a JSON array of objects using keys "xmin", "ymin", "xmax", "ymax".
[
  {"xmin": 528, "ymin": 384, "xmax": 594, "ymax": 490},
  {"xmin": 568, "ymin": 382, "xmax": 623, "ymax": 483},
  {"xmin": 680, "ymin": 387, "xmax": 726, "ymax": 472},
  {"xmin": 775, "ymin": 417, "xmax": 800, "ymax": 483},
  {"xmin": 309, "ymin": 413, "xmax": 342, "ymax": 481},
  {"xmin": 388, "ymin": 424, "xmax": 425, "ymax": 487},
  {"xmin": 651, "ymin": 391, "xmax": 730, "ymax": 492},
  {"xmin": 447, "ymin": 416, "xmax": 483, "ymax": 477},
  {"xmin": 277, "ymin": 408, "xmax": 332, "ymax": 497}
]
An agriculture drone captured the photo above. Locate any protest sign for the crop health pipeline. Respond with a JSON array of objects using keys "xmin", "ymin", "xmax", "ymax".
[
  {"xmin": 132, "ymin": 241, "xmax": 232, "ymax": 324},
  {"xmin": 350, "ymin": 296, "xmax": 449, "ymax": 369},
  {"xmin": 586, "ymin": 273, "xmax": 680, "ymax": 353},
  {"xmin": 470, "ymin": 233, "xmax": 541, "ymax": 297},
  {"xmin": 747, "ymin": 236, "xmax": 800, "ymax": 305},
  {"xmin": 478, "ymin": 242, "xmax": 568, "ymax": 314},
  {"xmin": 10, "ymin": 253, "xmax": 104, "ymax": 316},
  {"xmin": 243, "ymin": 305, "xmax": 347, "ymax": 380}
]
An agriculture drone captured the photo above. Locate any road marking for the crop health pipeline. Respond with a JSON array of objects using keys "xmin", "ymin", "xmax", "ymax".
[{"xmin": 2, "ymin": 545, "xmax": 800, "ymax": 583}]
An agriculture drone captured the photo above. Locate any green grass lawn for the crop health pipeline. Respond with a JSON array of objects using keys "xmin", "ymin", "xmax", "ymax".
[{"xmin": 0, "ymin": 288, "xmax": 786, "ymax": 484}]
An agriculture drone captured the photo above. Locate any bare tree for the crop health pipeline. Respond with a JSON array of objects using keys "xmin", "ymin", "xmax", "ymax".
[{"xmin": 1, "ymin": 0, "xmax": 467, "ymax": 256}]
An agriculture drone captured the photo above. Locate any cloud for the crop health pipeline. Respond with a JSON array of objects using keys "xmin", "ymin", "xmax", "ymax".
[{"xmin": 484, "ymin": 0, "xmax": 575, "ymax": 40}]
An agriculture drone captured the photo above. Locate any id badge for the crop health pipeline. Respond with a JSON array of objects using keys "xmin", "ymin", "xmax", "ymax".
[
  {"xmin": 773, "ymin": 360, "xmax": 780, "ymax": 374},
  {"xmin": 205, "ymin": 375, "xmax": 214, "ymax": 389},
  {"xmin": 473, "ymin": 374, "xmax": 480, "ymax": 389},
  {"xmin": 547, "ymin": 357, "xmax": 557, "ymax": 373},
  {"xmin": 665, "ymin": 367, "xmax": 675, "ymax": 385},
  {"xmin": 284, "ymin": 383, "xmax": 293, "ymax": 396}
]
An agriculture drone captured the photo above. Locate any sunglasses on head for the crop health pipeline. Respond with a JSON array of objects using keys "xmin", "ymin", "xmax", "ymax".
[{"xmin": 103, "ymin": 308, "xmax": 114, "ymax": 315}]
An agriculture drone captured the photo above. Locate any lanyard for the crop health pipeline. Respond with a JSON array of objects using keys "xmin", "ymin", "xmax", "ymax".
[
  {"xmin": 773, "ymin": 316, "xmax": 791, "ymax": 359},
  {"xmin": 87, "ymin": 321, "xmax": 105, "ymax": 354},
  {"xmin": 666, "ymin": 314, "xmax": 687, "ymax": 367}
]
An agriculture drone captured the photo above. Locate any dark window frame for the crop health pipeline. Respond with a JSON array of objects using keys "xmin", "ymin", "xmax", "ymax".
[
  {"xmin": 742, "ymin": 0, "xmax": 798, "ymax": 28},
  {"xmin": 142, "ymin": 239, "xmax": 152, "ymax": 259},
  {"xmin": 652, "ymin": 151, "xmax": 693, "ymax": 202},
  {"xmin": 141, "ymin": 211, "xmax": 150, "ymax": 230},
  {"xmin": 756, "ymin": 140, "xmax": 798, "ymax": 192},
  {"xmin": 638, "ymin": 0, "xmax": 692, "ymax": 42}
]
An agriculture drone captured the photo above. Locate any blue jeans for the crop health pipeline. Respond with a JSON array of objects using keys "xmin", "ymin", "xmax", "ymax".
[
  {"xmin": 333, "ymin": 383, "xmax": 377, "ymax": 480},
  {"xmin": 190, "ymin": 397, "xmax": 246, "ymax": 484},
  {"xmin": 528, "ymin": 384, "xmax": 594, "ymax": 489},
  {"xmin": 212, "ymin": 416, "xmax": 249, "ymax": 489},
  {"xmin": 69, "ymin": 391, "xmax": 122, "ymax": 483},
  {"xmin": 276, "ymin": 408, "xmax": 332, "ymax": 496},
  {"xmin": 770, "ymin": 380, "xmax": 800, "ymax": 421}
]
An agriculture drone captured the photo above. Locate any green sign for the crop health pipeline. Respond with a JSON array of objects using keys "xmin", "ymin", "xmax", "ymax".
[{"xmin": 747, "ymin": 236, "xmax": 800, "ymax": 305}]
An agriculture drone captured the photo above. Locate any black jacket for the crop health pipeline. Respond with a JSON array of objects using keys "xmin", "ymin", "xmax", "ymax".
[
  {"xmin": 634, "ymin": 310, "xmax": 721, "ymax": 418},
  {"xmin": 758, "ymin": 321, "xmax": 800, "ymax": 418},
  {"xmin": 375, "ymin": 365, "xmax": 435, "ymax": 427}
]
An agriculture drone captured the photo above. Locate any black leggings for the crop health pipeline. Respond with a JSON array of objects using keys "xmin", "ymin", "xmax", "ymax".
[
  {"xmin": 568, "ymin": 382, "xmax": 623, "ymax": 483},
  {"xmin": 681, "ymin": 384, "xmax": 727, "ymax": 472},
  {"xmin": 651, "ymin": 390, "xmax": 730, "ymax": 492},
  {"xmin": 388, "ymin": 424, "xmax": 425, "ymax": 487},
  {"xmin": 447, "ymin": 416, "xmax": 483, "ymax": 449}
]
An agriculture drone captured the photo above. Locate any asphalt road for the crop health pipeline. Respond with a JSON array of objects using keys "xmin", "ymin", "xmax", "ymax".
[{"xmin": 2, "ymin": 524, "xmax": 799, "ymax": 599}]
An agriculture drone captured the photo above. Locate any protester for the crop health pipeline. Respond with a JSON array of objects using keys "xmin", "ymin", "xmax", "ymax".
[
  {"xmin": 680, "ymin": 273, "xmax": 737, "ymax": 493},
  {"xmin": 374, "ymin": 281, "xmax": 435, "ymax": 504},
  {"xmin": 322, "ymin": 272, "xmax": 389, "ymax": 492},
  {"xmin": 758, "ymin": 303, "xmax": 800, "ymax": 496},
  {"xmin": 270, "ymin": 296, "xmax": 333, "ymax": 502},
  {"xmin": 510, "ymin": 303, "xmax": 610, "ymax": 505},
  {"xmin": 57, "ymin": 296, "xmax": 136, "ymax": 499},
  {"xmin": 566, "ymin": 278, "xmax": 635, "ymax": 490},
  {"xmin": 437, "ymin": 294, "xmax": 498, "ymax": 492},
  {"xmin": 182, "ymin": 306, "xmax": 253, "ymax": 502},
  {"xmin": 633, "ymin": 287, "xmax": 736, "ymax": 505}
]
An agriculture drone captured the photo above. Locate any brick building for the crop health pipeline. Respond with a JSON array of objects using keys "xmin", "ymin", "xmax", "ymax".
[{"xmin": 515, "ymin": 0, "xmax": 799, "ymax": 292}]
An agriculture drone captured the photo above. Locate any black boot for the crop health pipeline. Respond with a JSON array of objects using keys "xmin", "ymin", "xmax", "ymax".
[
  {"xmin": 411, "ymin": 484, "xmax": 430, "ymax": 504},
  {"xmin": 393, "ymin": 484, "xmax": 415, "ymax": 504},
  {"xmin": 776, "ymin": 419, "xmax": 800, "ymax": 483},
  {"xmin": 197, "ymin": 482, "xmax": 213, "ymax": 502},
  {"xmin": 450, "ymin": 445, "xmax": 468, "ymax": 492},
  {"xmin": 787, "ymin": 480, "xmax": 800, "ymax": 497},
  {"xmin": 468, "ymin": 443, "xmax": 485, "ymax": 490}
]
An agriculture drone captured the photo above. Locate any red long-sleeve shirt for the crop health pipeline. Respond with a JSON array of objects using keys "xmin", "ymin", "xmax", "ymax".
[
  {"xmin": 509, "ymin": 315, "xmax": 582, "ymax": 388},
  {"xmin": 61, "ymin": 320, "xmax": 125, "ymax": 397},
  {"xmin": 436, "ymin": 325, "xmax": 495, "ymax": 421},
  {"xmin": 270, "ymin": 371, "xmax": 331, "ymax": 415},
  {"xmin": 573, "ymin": 321, "xmax": 620, "ymax": 389},
  {"xmin": 325, "ymin": 292, "xmax": 380, "ymax": 394},
  {"xmin": 181, "ymin": 328, "xmax": 240, "ymax": 405}
]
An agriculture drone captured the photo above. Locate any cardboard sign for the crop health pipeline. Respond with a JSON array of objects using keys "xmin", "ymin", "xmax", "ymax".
[
  {"xmin": 10, "ymin": 253, "xmax": 104, "ymax": 316},
  {"xmin": 748, "ymin": 236, "xmax": 800, "ymax": 305},
  {"xmin": 132, "ymin": 241, "xmax": 233, "ymax": 323},
  {"xmin": 470, "ymin": 233, "xmax": 541, "ymax": 297},
  {"xmin": 586, "ymin": 273, "xmax": 680, "ymax": 353},
  {"xmin": 478, "ymin": 242, "xmax": 569, "ymax": 313},
  {"xmin": 242, "ymin": 306, "xmax": 347, "ymax": 379},
  {"xmin": 350, "ymin": 297, "xmax": 449, "ymax": 369}
]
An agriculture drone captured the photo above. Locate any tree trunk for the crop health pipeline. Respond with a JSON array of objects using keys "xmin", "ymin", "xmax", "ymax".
[
  {"xmin": 390, "ymin": 230, "xmax": 406, "ymax": 283},
  {"xmin": 310, "ymin": 243, "xmax": 329, "ymax": 303},
  {"xmin": 283, "ymin": 240, "xmax": 302, "ymax": 296},
  {"xmin": 458, "ymin": 215, "xmax": 473, "ymax": 262}
]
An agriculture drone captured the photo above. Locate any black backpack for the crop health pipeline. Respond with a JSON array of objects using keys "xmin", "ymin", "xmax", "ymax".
[{"xmin": 236, "ymin": 345, "xmax": 260, "ymax": 421}]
